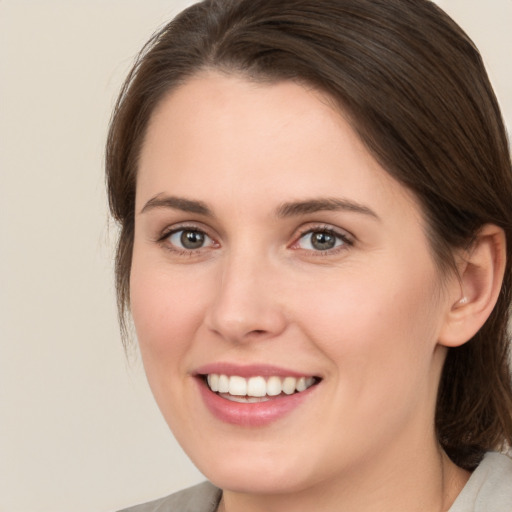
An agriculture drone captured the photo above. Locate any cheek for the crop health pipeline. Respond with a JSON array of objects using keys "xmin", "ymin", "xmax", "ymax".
[
  {"xmin": 129, "ymin": 258, "xmax": 210, "ymax": 367},
  {"xmin": 296, "ymin": 262, "xmax": 443, "ymax": 387},
  {"xmin": 297, "ymin": 270, "xmax": 444, "ymax": 452},
  {"xmin": 129, "ymin": 260, "xmax": 214, "ymax": 430}
]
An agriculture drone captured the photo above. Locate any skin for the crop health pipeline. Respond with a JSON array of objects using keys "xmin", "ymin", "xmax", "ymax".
[{"xmin": 131, "ymin": 72, "xmax": 471, "ymax": 511}]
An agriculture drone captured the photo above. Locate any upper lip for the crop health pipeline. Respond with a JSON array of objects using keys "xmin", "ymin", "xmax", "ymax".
[{"xmin": 194, "ymin": 362, "xmax": 319, "ymax": 379}]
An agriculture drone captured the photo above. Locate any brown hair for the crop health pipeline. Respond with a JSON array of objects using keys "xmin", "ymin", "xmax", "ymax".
[{"xmin": 106, "ymin": 0, "xmax": 512, "ymax": 470}]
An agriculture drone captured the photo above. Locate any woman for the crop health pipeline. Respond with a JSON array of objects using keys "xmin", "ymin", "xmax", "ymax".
[{"xmin": 106, "ymin": 0, "xmax": 512, "ymax": 510}]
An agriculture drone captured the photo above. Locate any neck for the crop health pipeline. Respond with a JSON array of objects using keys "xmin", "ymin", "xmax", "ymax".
[{"xmin": 217, "ymin": 441, "xmax": 470, "ymax": 512}]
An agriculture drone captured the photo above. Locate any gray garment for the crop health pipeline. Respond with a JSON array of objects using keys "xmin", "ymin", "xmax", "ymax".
[
  {"xmin": 118, "ymin": 452, "xmax": 512, "ymax": 512},
  {"xmin": 118, "ymin": 482, "xmax": 221, "ymax": 512},
  {"xmin": 448, "ymin": 452, "xmax": 512, "ymax": 511}
]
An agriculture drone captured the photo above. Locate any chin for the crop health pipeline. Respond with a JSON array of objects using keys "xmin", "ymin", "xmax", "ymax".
[
  {"xmin": 205, "ymin": 464, "xmax": 311, "ymax": 495},
  {"xmin": 185, "ymin": 442, "xmax": 323, "ymax": 495}
]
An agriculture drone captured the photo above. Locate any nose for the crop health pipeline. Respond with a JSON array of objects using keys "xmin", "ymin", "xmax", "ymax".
[{"xmin": 204, "ymin": 250, "xmax": 288, "ymax": 344}]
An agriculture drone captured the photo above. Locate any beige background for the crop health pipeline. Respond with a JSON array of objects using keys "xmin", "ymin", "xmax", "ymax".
[{"xmin": 0, "ymin": 1, "xmax": 510, "ymax": 511}]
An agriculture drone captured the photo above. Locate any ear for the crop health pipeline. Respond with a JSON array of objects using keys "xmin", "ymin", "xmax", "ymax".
[{"xmin": 438, "ymin": 224, "xmax": 506, "ymax": 348}]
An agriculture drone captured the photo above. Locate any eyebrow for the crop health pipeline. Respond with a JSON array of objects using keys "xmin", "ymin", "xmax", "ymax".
[
  {"xmin": 275, "ymin": 198, "xmax": 379, "ymax": 220},
  {"xmin": 140, "ymin": 195, "xmax": 213, "ymax": 216},
  {"xmin": 140, "ymin": 194, "xmax": 379, "ymax": 220}
]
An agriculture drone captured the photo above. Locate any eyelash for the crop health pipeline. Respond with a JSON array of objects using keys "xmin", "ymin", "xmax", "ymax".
[
  {"xmin": 156, "ymin": 224, "xmax": 353, "ymax": 256},
  {"xmin": 291, "ymin": 225, "xmax": 353, "ymax": 256},
  {"xmin": 156, "ymin": 224, "xmax": 217, "ymax": 256}
]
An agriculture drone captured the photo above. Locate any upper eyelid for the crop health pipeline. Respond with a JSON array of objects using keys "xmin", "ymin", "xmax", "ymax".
[
  {"xmin": 154, "ymin": 221, "xmax": 354, "ymax": 248},
  {"xmin": 293, "ymin": 223, "xmax": 354, "ymax": 242},
  {"xmin": 168, "ymin": 228, "xmax": 215, "ymax": 247},
  {"xmin": 286, "ymin": 226, "xmax": 354, "ymax": 257},
  {"xmin": 157, "ymin": 226, "xmax": 218, "ymax": 255},
  {"xmin": 158, "ymin": 222, "xmax": 215, "ymax": 240}
]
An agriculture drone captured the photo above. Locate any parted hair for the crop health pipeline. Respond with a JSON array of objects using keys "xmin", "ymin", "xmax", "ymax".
[{"xmin": 106, "ymin": 0, "xmax": 512, "ymax": 470}]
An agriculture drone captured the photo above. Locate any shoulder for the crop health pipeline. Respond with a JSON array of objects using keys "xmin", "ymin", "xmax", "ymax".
[
  {"xmin": 449, "ymin": 452, "xmax": 512, "ymax": 512},
  {"xmin": 117, "ymin": 481, "xmax": 222, "ymax": 512}
]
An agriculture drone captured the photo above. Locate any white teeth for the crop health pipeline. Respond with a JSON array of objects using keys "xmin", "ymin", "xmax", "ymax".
[
  {"xmin": 218, "ymin": 374, "xmax": 230, "ymax": 393},
  {"xmin": 226, "ymin": 395, "xmax": 270, "ymax": 404},
  {"xmin": 207, "ymin": 374, "xmax": 219, "ymax": 392},
  {"xmin": 266, "ymin": 376, "xmax": 282, "ymax": 396},
  {"xmin": 206, "ymin": 374, "xmax": 317, "ymax": 397},
  {"xmin": 229, "ymin": 375, "xmax": 247, "ymax": 396},
  {"xmin": 282, "ymin": 376, "xmax": 297, "ymax": 395},
  {"xmin": 247, "ymin": 376, "xmax": 267, "ymax": 397},
  {"xmin": 296, "ymin": 376, "xmax": 307, "ymax": 392}
]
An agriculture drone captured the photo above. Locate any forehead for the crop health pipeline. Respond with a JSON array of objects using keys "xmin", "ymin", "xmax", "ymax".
[
  {"xmin": 137, "ymin": 71, "xmax": 419, "ymax": 221},
  {"xmin": 140, "ymin": 72, "xmax": 352, "ymax": 168}
]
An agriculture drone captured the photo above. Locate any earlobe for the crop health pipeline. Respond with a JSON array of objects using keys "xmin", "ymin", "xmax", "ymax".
[{"xmin": 438, "ymin": 224, "xmax": 506, "ymax": 348}]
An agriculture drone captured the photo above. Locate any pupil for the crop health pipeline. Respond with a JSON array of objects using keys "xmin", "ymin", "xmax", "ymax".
[
  {"xmin": 312, "ymin": 232, "xmax": 335, "ymax": 250},
  {"xmin": 181, "ymin": 230, "xmax": 204, "ymax": 249}
]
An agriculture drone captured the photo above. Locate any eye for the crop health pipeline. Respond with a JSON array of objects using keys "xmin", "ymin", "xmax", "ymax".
[
  {"xmin": 167, "ymin": 228, "xmax": 214, "ymax": 251},
  {"xmin": 296, "ymin": 228, "xmax": 348, "ymax": 252}
]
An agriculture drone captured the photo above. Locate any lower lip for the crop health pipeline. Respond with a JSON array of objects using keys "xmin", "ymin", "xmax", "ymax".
[{"xmin": 196, "ymin": 378, "xmax": 318, "ymax": 427}]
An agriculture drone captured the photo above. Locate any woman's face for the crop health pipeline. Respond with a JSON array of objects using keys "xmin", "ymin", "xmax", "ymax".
[{"xmin": 131, "ymin": 72, "xmax": 456, "ymax": 494}]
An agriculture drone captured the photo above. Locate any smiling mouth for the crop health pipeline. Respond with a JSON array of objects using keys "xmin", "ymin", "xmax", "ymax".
[{"xmin": 203, "ymin": 374, "xmax": 320, "ymax": 403}]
